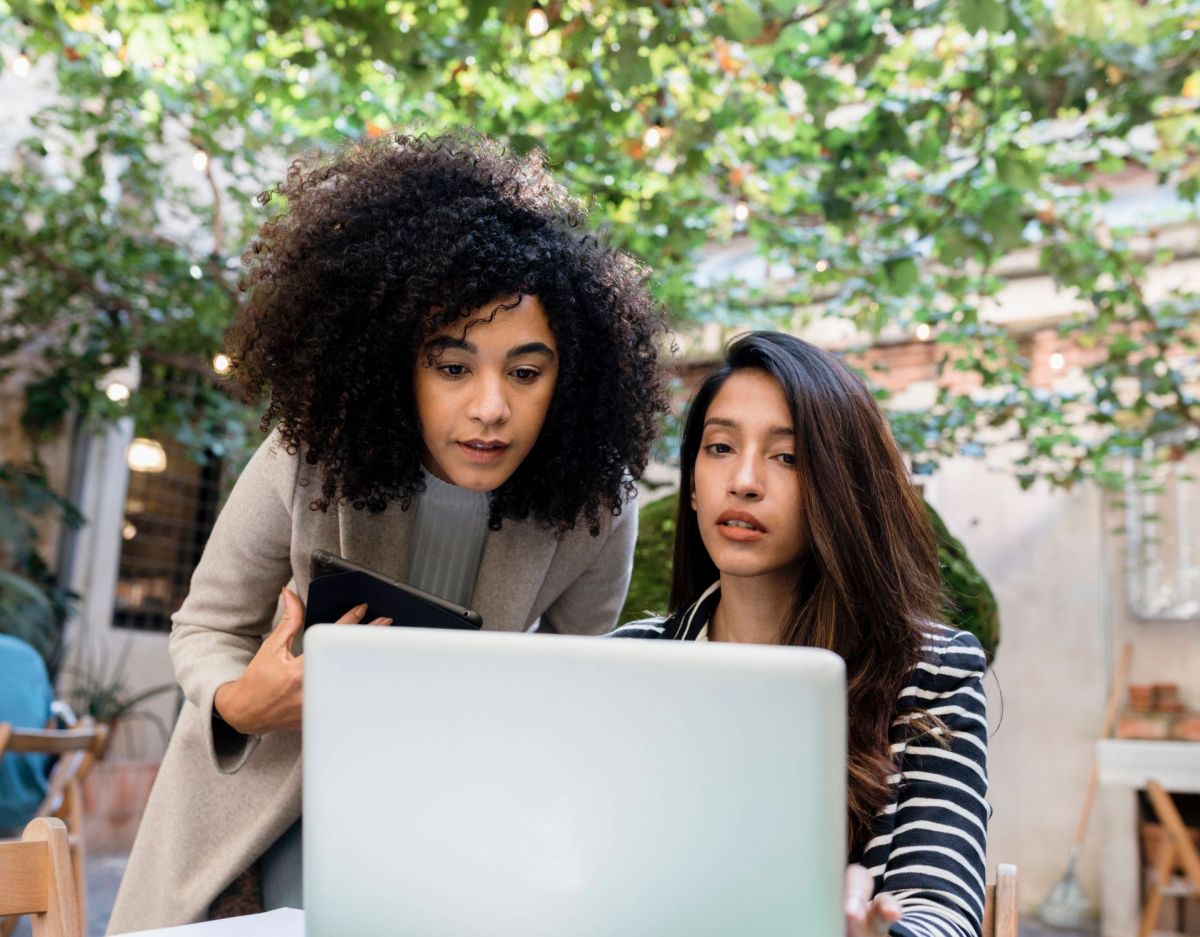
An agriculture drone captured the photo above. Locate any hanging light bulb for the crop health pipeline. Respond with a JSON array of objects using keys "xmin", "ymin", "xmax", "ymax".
[
  {"xmin": 105, "ymin": 382, "xmax": 131, "ymax": 403},
  {"xmin": 733, "ymin": 201, "xmax": 749, "ymax": 222},
  {"xmin": 916, "ymin": 324, "xmax": 931, "ymax": 341},
  {"xmin": 526, "ymin": 2, "xmax": 549, "ymax": 37},
  {"xmin": 192, "ymin": 150, "xmax": 209, "ymax": 172},
  {"xmin": 127, "ymin": 438, "xmax": 168, "ymax": 473},
  {"xmin": 212, "ymin": 353, "xmax": 232, "ymax": 375},
  {"xmin": 643, "ymin": 126, "xmax": 662, "ymax": 149},
  {"xmin": 1049, "ymin": 352, "xmax": 1065, "ymax": 371},
  {"xmin": 11, "ymin": 50, "xmax": 31, "ymax": 78}
]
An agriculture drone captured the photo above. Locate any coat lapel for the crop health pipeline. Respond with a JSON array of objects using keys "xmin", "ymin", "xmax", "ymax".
[{"xmin": 471, "ymin": 519, "xmax": 558, "ymax": 631}]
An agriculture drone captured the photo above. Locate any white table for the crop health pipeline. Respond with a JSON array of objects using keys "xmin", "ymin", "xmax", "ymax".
[
  {"xmin": 1096, "ymin": 739, "xmax": 1200, "ymax": 937},
  {"xmin": 121, "ymin": 909, "xmax": 303, "ymax": 937}
]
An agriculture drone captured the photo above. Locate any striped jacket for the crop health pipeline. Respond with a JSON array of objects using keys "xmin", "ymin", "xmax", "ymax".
[{"xmin": 611, "ymin": 583, "xmax": 990, "ymax": 937}]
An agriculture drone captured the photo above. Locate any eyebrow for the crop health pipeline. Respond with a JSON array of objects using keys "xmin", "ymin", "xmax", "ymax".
[
  {"xmin": 703, "ymin": 417, "xmax": 793, "ymax": 437},
  {"xmin": 423, "ymin": 336, "xmax": 556, "ymax": 360}
]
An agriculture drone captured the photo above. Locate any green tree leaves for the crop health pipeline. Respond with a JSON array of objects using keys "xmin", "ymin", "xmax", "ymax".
[{"xmin": 0, "ymin": 0, "xmax": 1197, "ymax": 491}]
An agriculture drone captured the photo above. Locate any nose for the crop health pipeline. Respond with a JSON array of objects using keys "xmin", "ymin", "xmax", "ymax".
[
  {"xmin": 467, "ymin": 372, "xmax": 510, "ymax": 427},
  {"xmin": 728, "ymin": 453, "xmax": 764, "ymax": 500}
]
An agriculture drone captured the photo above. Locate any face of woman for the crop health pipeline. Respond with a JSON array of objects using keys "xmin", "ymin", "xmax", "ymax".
[
  {"xmin": 691, "ymin": 368, "xmax": 807, "ymax": 586},
  {"xmin": 415, "ymin": 293, "xmax": 559, "ymax": 492}
]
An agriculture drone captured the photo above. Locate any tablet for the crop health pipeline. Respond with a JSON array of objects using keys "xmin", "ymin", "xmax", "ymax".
[{"xmin": 304, "ymin": 549, "xmax": 483, "ymax": 631}]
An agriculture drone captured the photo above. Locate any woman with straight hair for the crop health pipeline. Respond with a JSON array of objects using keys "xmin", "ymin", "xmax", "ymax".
[{"xmin": 613, "ymin": 331, "xmax": 989, "ymax": 937}]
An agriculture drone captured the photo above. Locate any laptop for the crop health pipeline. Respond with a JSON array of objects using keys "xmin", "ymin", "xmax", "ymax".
[{"xmin": 303, "ymin": 626, "xmax": 846, "ymax": 936}]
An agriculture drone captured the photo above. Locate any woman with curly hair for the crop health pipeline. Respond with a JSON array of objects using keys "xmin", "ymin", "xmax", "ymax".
[
  {"xmin": 612, "ymin": 332, "xmax": 989, "ymax": 937},
  {"xmin": 108, "ymin": 132, "xmax": 668, "ymax": 933}
]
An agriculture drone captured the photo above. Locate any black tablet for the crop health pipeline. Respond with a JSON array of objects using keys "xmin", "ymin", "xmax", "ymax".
[{"xmin": 304, "ymin": 549, "xmax": 483, "ymax": 631}]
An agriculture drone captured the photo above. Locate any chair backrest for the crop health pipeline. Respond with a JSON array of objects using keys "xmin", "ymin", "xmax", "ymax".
[
  {"xmin": 982, "ymin": 863, "xmax": 1019, "ymax": 937},
  {"xmin": 1146, "ymin": 779, "xmax": 1200, "ymax": 888},
  {"xmin": 0, "ymin": 721, "xmax": 108, "ymax": 819},
  {"xmin": 0, "ymin": 817, "xmax": 81, "ymax": 937}
]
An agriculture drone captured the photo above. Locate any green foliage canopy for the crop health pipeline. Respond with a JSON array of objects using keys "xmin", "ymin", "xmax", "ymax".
[{"xmin": 0, "ymin": 0, "xmax": 1198, "ymax": 487}]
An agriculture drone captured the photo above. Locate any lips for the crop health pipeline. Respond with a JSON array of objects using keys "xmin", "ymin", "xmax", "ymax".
[
  {"xmin": 716, "ymin": 510, "xmax": 766, "ymax": 531},
  {"xmin": 715, "ymin": 509, "xmax": 767, "ymax": 542},
  {"xmin": 457, "ymin": 439, "xmax": 510, "ymax": 464}
]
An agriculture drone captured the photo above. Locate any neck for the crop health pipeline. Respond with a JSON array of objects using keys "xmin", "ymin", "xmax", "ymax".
[{"xmin": 710, "ymin": 571, "xmax": 796, "ymax": 645}]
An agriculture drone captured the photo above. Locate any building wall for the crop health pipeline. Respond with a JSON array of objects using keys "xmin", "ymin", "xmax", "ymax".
[
  {"xmin": 924, "ymin": 460, "xmax": 1110, "ymax": 910},
  {"xmin": 925, "ymin": 455, "xmax": 1200, "ymax": 913}
]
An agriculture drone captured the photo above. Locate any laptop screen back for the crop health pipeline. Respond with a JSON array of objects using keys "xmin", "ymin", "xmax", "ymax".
[{"xmin": 304, "ymin": 626, "xmax": 846, "ymax": 937}]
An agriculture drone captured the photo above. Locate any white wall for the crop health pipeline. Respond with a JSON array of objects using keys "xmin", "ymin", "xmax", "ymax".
[
  {"xmin": 924, "ymin": 460, "xmax": 1110, "ymax": 910},
  {"xmin": 62, "ymin": 422, "xmax": 176, "ymax": 761}
]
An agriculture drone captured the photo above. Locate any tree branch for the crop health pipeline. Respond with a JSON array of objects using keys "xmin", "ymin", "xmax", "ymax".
[
  {"xmin": 201, "ymin": 152, "xmax": 225, "ymax": 257},
  {"xmin": 749, "ymin": 0, "xmax": 842, "ymax": 45}
]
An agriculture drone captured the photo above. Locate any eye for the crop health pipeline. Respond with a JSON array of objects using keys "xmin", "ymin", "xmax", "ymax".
[
  {"xmin": 511, "ymin": 366, "xmax": 540, "ymax": 382},
  {"xmin": 774, "ymin": 452, "xmax": 797, "ymax": 467},
  {"xmin": 702, "ymin": 442, "xmax": 733, "ymax": 456},
  {"xmin": 437, "ymin": 363, "xmax": 468, "ymax": 379}
]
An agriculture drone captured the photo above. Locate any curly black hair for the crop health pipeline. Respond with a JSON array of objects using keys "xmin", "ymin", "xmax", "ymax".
[{"xmin": 226, "ymin": 131, "xmax": 669, "ymax": 535}]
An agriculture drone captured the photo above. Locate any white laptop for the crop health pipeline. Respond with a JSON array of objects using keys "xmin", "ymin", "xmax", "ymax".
[{"xmin": 303, "ymin": 626, "xmax": 846, "ymax": 937}]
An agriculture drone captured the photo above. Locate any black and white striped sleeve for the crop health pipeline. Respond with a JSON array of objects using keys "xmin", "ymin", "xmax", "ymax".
[
  {"xmin": 606, "ymin": 617, "xmax": 668, "ymax": 639},
  {"xmin": 868, "ymin": 627, "xmax": 990, "ymax": 937}
]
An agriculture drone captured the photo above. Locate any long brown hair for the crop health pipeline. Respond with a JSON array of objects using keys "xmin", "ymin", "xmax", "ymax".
[{"xmin": 671, "ymin": 331, "xmax": 943, "ymax": 854}]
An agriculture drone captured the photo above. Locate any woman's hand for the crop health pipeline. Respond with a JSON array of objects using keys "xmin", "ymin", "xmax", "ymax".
[
  {"xmin": 213, "ymin": 587, "xmax": 392, "ymax": 736},
  {"xmin": 845, "ymin": 864, "xmax": 902, "ymax": 937}
]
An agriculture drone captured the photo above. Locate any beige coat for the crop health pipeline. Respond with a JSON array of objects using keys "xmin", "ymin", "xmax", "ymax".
[{"xmin": 107, "ymin": 433, "xmax": 637, "ymax": 933}]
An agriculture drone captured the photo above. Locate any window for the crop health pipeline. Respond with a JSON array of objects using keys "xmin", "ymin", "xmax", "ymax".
[
  {"xmin": 1125, "ymin": 435, "xmax": 1200, "ymax": 620},
  {"xmin": 113, "ymin": 434, "xmax": 223, "ymax": 632}
]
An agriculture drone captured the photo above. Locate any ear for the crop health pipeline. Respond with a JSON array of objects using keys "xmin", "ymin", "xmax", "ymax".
[{"xmin": 689, "ymin": 486, "xmax": 697, "ymax": 512}]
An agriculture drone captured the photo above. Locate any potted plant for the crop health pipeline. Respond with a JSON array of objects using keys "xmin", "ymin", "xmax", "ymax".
[{"xmin": 0, "ymin": 462, "xmax": 83, "ymax": 678}]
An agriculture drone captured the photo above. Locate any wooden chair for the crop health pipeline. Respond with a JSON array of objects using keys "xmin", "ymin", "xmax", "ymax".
[
  {"xmin": 1138, "ymin": 779, "xmax": 1200, "ymax": 937},
  {"xmin": 982, "ymin": 863, "xmax": 1019, "ymax": 937},
  {"xmin": 0, "ymin": 719, "xmax": 108, "ymax": 937},
  {"xmin": 0, "ymin": 817, "xmax": 82, "ymax": 937}
]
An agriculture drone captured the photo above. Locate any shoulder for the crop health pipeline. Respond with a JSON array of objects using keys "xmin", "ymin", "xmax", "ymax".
[
  {"xmin": 914, "ymin": 624, "xmax": 987, "ymax": 682},
  {"xmin": 899, "ymin": 625, "xmax": 988, "ymax": 724},
  {"xmin": 0, "ymin": 635, "xmax": 50, "ymax": 685},
  {"xmin": 548, "ymin": 483, "xmax": 638, "ymax": 559},
  {"xmin": 606, "ymin": 582, "xmax": 719, "ymax": 641},
  {"xmin": 237, "ymin": 427, "xmax": 304, "ymax": 488},
  {"xmin": 607, "ymin": 616, "xmax": 671, "ymax": 639}
]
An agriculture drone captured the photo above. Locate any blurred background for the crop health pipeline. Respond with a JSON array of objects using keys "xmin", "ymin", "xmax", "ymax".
[{"xmin": 1, "ymin": 1, "xmax": 1199, "ymax": 934}]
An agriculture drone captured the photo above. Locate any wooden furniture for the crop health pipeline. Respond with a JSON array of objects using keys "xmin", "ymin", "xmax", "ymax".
[
  {"xmin": 0, "ymin": 719, "xmax": 108, "ymax": 937},
  {"xmin": 983, "ymin": 863, "xmax": 1019, "ymax": 937},
  {"xmin": 1138, "ymin": 779, "xmax": 1200, "ymax": 937},
  {"xmin": 1098, "ymin": 739, "xmax": 1200, "ymax": 936},
  {"xmin": 0, "ymin": 817, "xmax": 82, "ymax": 937}
]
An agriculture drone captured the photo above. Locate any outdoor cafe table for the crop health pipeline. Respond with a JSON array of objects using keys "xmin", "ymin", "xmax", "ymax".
[{"xmin": 120, "ymin": 908, "xmax": 303, "ymax": 937}]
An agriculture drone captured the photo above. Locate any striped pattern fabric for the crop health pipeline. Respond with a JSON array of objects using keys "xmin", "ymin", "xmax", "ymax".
[
  {"xmin": 610, "ymin": 586, "xmax": 989, "ymax": 937},
  {"xmin": 406, "ymin": 470, "xmax": 491, "ymax": 608}
]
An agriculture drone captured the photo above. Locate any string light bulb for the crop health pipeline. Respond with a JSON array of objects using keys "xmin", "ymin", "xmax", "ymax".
[
  {"xmin": 127, "ymin": 438, "xmax": 168, "ymax": 474},
  {"xmin": 192, "ymin": 150, "xmax": 209, "ymax": 172},
  {"xmin": 643, "ymin": 126, "xmax": 662, "ymax": 149},
  {"xmin": 733, "ymin": 201, "xmax": 749, "ymax": 222},
  {"xmin": 526, "ymin": 2, "xmax": 549, "ymax": 37},
  {"xmin": 212, "ymin": 353, "xmax": 232, "ymax": 375},
  {"xmin": 105, "ymin": 382, "xmax": 131, "ymax": 403},
  {"xmin": 11, "ymin": 50, "xmax": 31, "ymax": 78},
  {"xmin": 916, "ymin": 323, "xmax": 931, "ymax": 341},
  {"xmin": 1049, "ymin": 352, "xmax": 1065, "ymax": 371}
]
